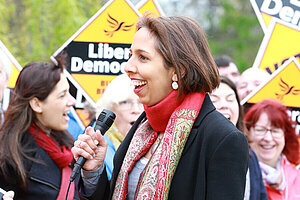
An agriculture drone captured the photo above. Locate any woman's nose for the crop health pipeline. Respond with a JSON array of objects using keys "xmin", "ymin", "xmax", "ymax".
[
  {"xmin": 124, "ymin": 57, "xmax": 136, "ymax": 74},
  {"xmin": 263, "ymin": 130, "xmax": 274, "ymax": 141},
  {"xmin": 68, "ymin": 94, "xmax": 76, "ymax": 106}
]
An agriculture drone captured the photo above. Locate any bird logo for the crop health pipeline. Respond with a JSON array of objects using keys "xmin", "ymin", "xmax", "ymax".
[
  {"xmin": 275, "ymin": 77, "xmax": 300, "ymax": 101},
  {"xmin": 104, "ymin": 14, "xmax": 134, "ymax": 37}
]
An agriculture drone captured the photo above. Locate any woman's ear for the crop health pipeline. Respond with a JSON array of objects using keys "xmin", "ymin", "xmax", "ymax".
[
  {"xmin": 172, "ymin": 68, "xmax": 186, "ymax": 81},
  {"xmin": 172, "ymin": 73, "xmax": 178, "ymax": 82},
  {"xmin": 29, "ymin": 97, "xmax": 42, "ymax": 113}
]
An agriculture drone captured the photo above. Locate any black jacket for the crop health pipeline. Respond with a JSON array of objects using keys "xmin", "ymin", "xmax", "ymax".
[
  {"xmin": 0, "ymin": 131, "xmax": 80, "ymax": 200},
  {"xmin": 81, "ymin": 95, "xmax": 249, "ymax": 200},
  {"xmin": 249, "ymin": 149, "xmax": 268, "ymax": 200}
]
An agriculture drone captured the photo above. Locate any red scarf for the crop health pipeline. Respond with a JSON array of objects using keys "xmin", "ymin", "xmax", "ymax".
[
  {"xmin": 28, "ymin": 123, "xmax": 75, "ymax": 200},
  {"xmin": 112, "ymin": 90, "xmax": 205, "ymax": 200},
  {"xmin": 143, "ymin": 90, "xmax": 185, "ymax": 132}
]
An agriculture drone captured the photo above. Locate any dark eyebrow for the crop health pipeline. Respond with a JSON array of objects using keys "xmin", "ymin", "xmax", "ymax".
[{"xmin": 132, "ymin": 47, "xmax": 151, "ymax": 55}]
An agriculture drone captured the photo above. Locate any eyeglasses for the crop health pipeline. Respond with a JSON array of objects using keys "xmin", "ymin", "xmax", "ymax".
[
  {"xmin": 252, "ymin": 125, "xmax": 284, "ymax": 139},
  {"xmin": 118, "ymin": 100, "xmax": 143, "ymax": 110}
]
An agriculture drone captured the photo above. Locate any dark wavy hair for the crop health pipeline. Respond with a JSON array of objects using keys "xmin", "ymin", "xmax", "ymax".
[
  {"xmin": 244, "ymin": 99, "xmax": 299, "ymax": 164},
  {"xmin": 0, "ymin": 56, "xmax": 74, "ymax": 187},
  {"xmin": 136, "ymin": 14, "xmax": 219, "ymax": 97}
]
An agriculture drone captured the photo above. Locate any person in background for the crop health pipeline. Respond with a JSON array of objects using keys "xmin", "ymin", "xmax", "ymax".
[
  {"xmin": 210, "ymin": 76, "xmax": 268, "ymax": 200},
  {"xmin": 237, "ymin": 67, "xmax": 270, "ymax": 101},
  {"xmin": 0, "ymin": 57, "xmax": 80, "ymax": 199},
  {"xmin": 214, "ymin": 55, "xmax": 240, "ymax": 85},
  {"xmin": 83, "ymin": 100, "xmax": 96, "ymax": 124},
  {"xmin": 244, "ymin": 99, "xmax": 300, "ymax": 199},
  {"xmin": 0, "ymin": 53, "xmax": 11, "ymax": 125},
  {"xmin": 72, "ymin": 14, "xmax": 249, "ymax": 200},
  {"xmin": 95, "ymin": 73, "xmax": 143, "ymax": 180}
]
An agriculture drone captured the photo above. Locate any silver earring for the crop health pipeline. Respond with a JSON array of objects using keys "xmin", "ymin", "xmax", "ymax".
[{"xmin": 172, "ymin": 81, "xmax": 178, "ymax": 90}]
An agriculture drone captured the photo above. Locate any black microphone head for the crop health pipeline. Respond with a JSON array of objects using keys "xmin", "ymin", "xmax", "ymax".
[{"xmin": 94, "ymin": 109, "xmax": 116, "ymax": 134}]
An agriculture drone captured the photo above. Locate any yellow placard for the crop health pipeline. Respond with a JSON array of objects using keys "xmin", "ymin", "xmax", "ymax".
[
  {"xmin": 136, "ymin": 0, "xmax": 164, "ymax": 16},
  {"xmin": 72, "ymin": 74, "xmax": 116, "ymax": 102},
  {"xmin": 74, "ymin": 0, "xmax": 140, "ymax": 43},
  {"xmin": 0, "ymin": 40, "xmax": 22, "ymax": 88},
  {"xmin": 246, "ymin": 57, "xmax": 300, "ymax": 108},
  {"xmin": 252, "ymin": 18, "xmax": 300, "ymax": 74},
  {"xmin": 261, "ymin": 13, "xmax": 272, "ymax": 29},
  {"xmin": 7, "ymin": 63, "xmax": 21, "ymax": 88},
  {"xmin": 52, "ymin": 0, "xmax": 142, "ymax": 106},
  {"xmin": 250, "ymin": 0, "xmax": 300, "ymax": 33}
]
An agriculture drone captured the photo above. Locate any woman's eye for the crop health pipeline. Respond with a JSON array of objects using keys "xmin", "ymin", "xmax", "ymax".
[
  {"xmin": 227, "ymin": 97, "xmax": 235, "ymax": 102},
  {"xmin": 139, "ymin": 54, "xmax": 148, "ymax": 61},
  {"xmin": 60, "ymin": 92, "xmax": 67, "ymax": 98},
  {"xmin": 119, "ymin": 100, "xmax": 128, "ymax": 105},
  {"xmin": 226, "ymin": 94, "xmax": 236, "ymax": 102}
]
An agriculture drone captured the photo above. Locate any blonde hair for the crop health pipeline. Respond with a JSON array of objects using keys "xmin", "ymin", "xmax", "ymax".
[{"xmin": 95, "ymin": 73, "xmax": 135, "ymax": 118}]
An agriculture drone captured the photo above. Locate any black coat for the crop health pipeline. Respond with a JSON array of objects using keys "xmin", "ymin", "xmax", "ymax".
[
  {"xmin": 0, "ymin": 131, "xmax": 80, "ymax": 200},
  {"xmin": 249, "ymin": 149, "xmax": 268, "ymax": 200},
  {"xmin": 81, "ymin": 95, "xmax": 249, "ymax": 200}
]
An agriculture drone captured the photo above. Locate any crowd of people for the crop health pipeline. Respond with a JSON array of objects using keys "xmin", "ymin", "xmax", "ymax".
[
  {"xmin": 0, "ymin": 14, "xmax": 299, "ymax": 200},
  {"xmin": 213, "ymin": 54, "xmax": 300, "ymax": 199}
]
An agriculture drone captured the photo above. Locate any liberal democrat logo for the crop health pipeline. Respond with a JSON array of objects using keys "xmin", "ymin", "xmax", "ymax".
[
  {"xmin": 275, "ymin": 77, "xmax": 300, "ymax": 101},
  {"xmin": 104, "ymin": 14, "xmax": 134, "ymax": 37}
]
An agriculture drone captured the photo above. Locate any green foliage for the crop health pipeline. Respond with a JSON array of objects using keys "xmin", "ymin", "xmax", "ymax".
[
  {"xmin": 207, "ymin": 0, "xmax": 264, "ymax": 72},
  {"xmin": 0, "ymin": 0, "xmax": 102, "ymax": 66}
]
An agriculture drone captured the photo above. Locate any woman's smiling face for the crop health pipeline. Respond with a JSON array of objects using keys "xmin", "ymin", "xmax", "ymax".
[
  {"xmin": 34, "ymin": 73, "xmax": 75, "ymax": 131},
  {"xmin": 125, "ymin": 27, "xmax": 175, "ymax": 107},
  {"xmin": 249, "ymin": 112, "xmax": 285, "ymax": 167},
  {"xmin": 210, "ymin": 83, "xmax": 239, "ymax": 125}
]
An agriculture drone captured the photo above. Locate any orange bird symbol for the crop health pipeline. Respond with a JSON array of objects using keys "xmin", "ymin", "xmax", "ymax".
[
  {"xmin": 275, "ymin": 77, "xmax": 300, "ymax": 101},
  {"xmin": 104, "ymin": 14, "xmax": 134, "ymax": 37}
]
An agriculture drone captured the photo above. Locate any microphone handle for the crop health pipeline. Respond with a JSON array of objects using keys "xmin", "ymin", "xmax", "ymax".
[
  {"xmin": 70, "ymin": 157, "xmax": 86, "ymax": 182},
  {"xmin": 69, "ymin": 109, "xmax": 116, "ymax": 182},
  {"xmin": 69, "ymin": 125, "xmax": 106, "ymax": 181}
]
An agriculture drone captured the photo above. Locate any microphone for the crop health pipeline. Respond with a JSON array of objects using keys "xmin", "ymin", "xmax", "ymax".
[{"xmin": 69, "ymin": 109, "xmax": 116, "ymax": 182}]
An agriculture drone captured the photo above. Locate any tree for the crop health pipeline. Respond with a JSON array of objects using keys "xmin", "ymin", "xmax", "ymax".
[
  {"xmin": 0, "ymin": 0, "xmax": 101, "ymax": 66},
  {"xmin": 207, "ymin": 0, "xmax": 264, "ymax": 72}
]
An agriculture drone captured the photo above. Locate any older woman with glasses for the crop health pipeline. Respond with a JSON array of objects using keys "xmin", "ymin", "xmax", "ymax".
[
  {"xmin": 244, "ymin": 99, "xmax": 300, "ymax": 199},
  {"xmin": 95, "ymin": 73, "xmax": 144, "ymax": 180}
]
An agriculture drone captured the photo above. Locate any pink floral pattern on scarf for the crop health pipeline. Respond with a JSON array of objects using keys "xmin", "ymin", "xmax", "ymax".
[{"xmin": 112, "ymin": 92, "xmax": 205, "ymax": 200}]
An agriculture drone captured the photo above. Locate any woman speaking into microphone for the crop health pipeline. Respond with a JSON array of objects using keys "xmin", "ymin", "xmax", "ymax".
[
  {"xmin": 0, "ymin": 56, "xmax": 80, "ymax": 199},
  {"xmin": 72, "ymin": 14, "xmax": 249, "ymax": 200}
]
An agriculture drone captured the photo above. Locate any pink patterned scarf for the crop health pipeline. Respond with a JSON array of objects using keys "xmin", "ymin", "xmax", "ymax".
[{"xmin": 112, "ymin": 91, "xmax": 205, "ymax": 200}]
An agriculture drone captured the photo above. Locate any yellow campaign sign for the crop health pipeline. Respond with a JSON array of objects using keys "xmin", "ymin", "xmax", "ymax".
[
  {"xmin": 261, "ymin": 12, "xmax": 272, "ymax": 29},
  {"xmin": 74, "ymin": 0, "xmax": 139, "ymax": 43},
  {"xmin": 8, "ymin": 65, "xmax": 20, "ymax": 88},
  {"xmin": 72, "ymin": 74, "xmax": 117, "ymax": 102},
  {"xmin": 0, "ymin": 40, "xmax": 22, "ymax": 88},
  {"xmin": 75, "ymin": 108, "xmax": 90, "ymax": 127},
  {"xmin": 250, "ymin": 0, "xmax": 300, "ymax": 34},
  {"xmin": 136, "ymin": 0, "xmax": 165, "ymax": 16},
  {"xmin": 252, "ymin": 18, "xmax": 300, "ymax": 74},
  {"xmin": 51, "ymin": 0, "xmax": 142, "ymax": 106},
  {"xmin": 244, "ymin": 57, "xmax": 300, "ymax": 108}
]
